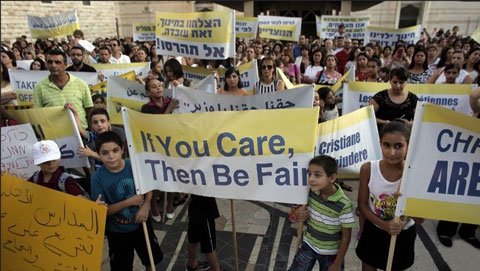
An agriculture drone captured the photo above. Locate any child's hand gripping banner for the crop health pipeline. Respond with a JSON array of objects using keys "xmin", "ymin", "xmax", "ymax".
[
  {"xmin": 1, "ymin": 173, "xmax": 107, "ymax": 270},
  {"xmin": 316, "ymin": 106, "xmax": 382, "ymax": 178},
  {"xmin": 155, "ymin": 11, "xmax": 235, "ymax": 59},
  {"xmin": 122, "ymin": 107, "xmax": 319, "ymax": 204},
  {"xmin": 395, "ymin": 103, "xmax": 480, "ymax": 224}
]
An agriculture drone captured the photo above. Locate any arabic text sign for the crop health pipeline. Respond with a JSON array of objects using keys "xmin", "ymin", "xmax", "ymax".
[
  {"xmin": 316, "ymin": 15, "xmax": 370, "ymax": 39},
  {"xmin": 365, "ymin": 25, "xmax": 421, "ymax": 47},
  {"xmin": 107, "ymin": 76, "xmax": 149, "ymax": 125},
  {"xmin": 1, "ymin": 173, "xmax": 107, "ymax": 270},
  {"xmin": 174, "ymin": 85, "xmax": 313, "ymax": 113},
  {"xmin": 7, "ymin": 106, "xmax": 89, "ymax": 169},
  {"xmin": 155, "ymin": 11, "xmax": 235, "ymax": 59},
  {"xmin": 122, "ymin": 107, "xmax": 319, "ymax": 204},
  {"xmin": 236, "ymin": 16, "xmax": 258, "ymax": 39},
  {"xmin": 258, "ymin": 15, "xmax": 302, "ymax": 42},
  {"xmin": 395, "ymin": 103, "xmax": 480, "ymax": 224},
  {"xmin": 1, "ymin": 124, "xmax": 39, "ymax": 180},
  {"xmin": 133, "ymin": 22, "xmax": 156, "ymax": 42},
  {"xmin": 316, "ymin": 106, "xmax": 382, "ymax": 178},
  {"xmin": 28, "ymin": 9, "xmax": 80, "ymax": 39},
  {"xmin": 342, "ymin": 82, "xmax": 473, "ymax": 116}
]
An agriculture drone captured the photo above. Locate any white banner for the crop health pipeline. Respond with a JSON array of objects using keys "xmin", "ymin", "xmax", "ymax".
[
  {"xmin": 155, "ymin": 11, "xmax": 235, "ymax": 59},
  {"xmin": 316, "ymin": 15, "xmax": 370, "ymax": 39},
  {"xmin": 16, "ymin": 60, "xmax": 34, "ymax": 70},
  {"xmin": 92, "ymin": 62, "xmax": 150, "ymax": 81},
  {"xmin": 365, "ymin": 25, "xmax": 422, "ymax": 47},
  {"xmin": 9, "ymin": 70, "xmax": 99, "ymax": 105},
  {"xmin": 395, "ymin": 103, "xmax": 480, "ymax": 224},
  {"xmin": 194, "ymin": 74, "xmax": 217, "ymax": 93},
  {"xmin": 122, "ymin": 107, "xmax": 319, "ymax": 204},
  {"xmin": 133, "ymin": 22, "xmax": 156, "ymax": 42},
  {"xmin": 236, "ymin": 16, "xmax": 258, "ymax": 39},
  {"xmin": 27, "ymin": 9, "xmax": 80, "ymax": 39},
  {"xmin": 258, "ymin": 15, "xmax": 302, "ymax": 42},
  {"xmin": 106, "ymin": 76, "xmax": 149, "ymax": 125},
  {"xmin": 342, "ymin": 82, "xmax": 473, "ymax": 116},
  {"xmin": 1, "ymin": 124, "xmax": 39, "ymax": 180},
  {"xmin": 173, "ymin": 85, "xmax": 314, "ymax": 114},
  {"xmin": 316, "ymin": 106, "xmax": 382, "ymax": 178}
]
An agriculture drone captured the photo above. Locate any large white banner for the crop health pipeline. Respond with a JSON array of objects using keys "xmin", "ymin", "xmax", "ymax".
[
  {"xmin": 1, "ymin": 124, "xmax": 39, "ymax": 180},
  {"xmin": 122, "ymin": 107, "xmax": 319, "ymax": 204},
  {"xmin": 236, "ymin": 16, "xmax": 258, "ymax": 39},
  {"xmin": 365, "ymin": 25, "xmax": 422, "ymax": 47},
  {"xmin": 8, "ymin": 70, "xmax": 99, "ymax": 106},
  {"xmin": 106, "ymin": 76, "xmax": 149, "ymax": 125},
  {"xmin": 316, "ymin": 15, "xmax": 370, "ymax": 39},
  {"xmin": 155, "ymin": 11, "xmax": 235, "ymax": 59},
  {"xmin": 133, "ymin": 22, "xmax": 156, "ymax": 42},
  {"xmin": 316, "ymin": 106, "xmax": 382, "ymax": 178},
  {"xmin": 258, "ymin": 15, "xmax": 302, "ymax": 42},
  {"xmin": 395, "ymin": 103, "xmax": 480, "ymax": 224},
  {"xmin": 27, "ymin": 9, "xmax": 80, "ymax": 39},
  {"xmin": 342, "ymin": 82, "xmax": 473, "ymax": 116},
  {"xmin": 173, "ymin": 85, "xmax": 314, "ymax": 114}
]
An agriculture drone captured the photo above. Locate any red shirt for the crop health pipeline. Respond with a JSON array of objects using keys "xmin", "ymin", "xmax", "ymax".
[{"xmin": 28, "ymin": 168, "xmax": 87, "ymax": 196}]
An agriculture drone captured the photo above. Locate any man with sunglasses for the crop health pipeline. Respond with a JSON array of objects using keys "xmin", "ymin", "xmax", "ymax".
[
  {"xmin": 33, "ymin": 49, "xmax": 93, "ymax": 129},
  {"xmin": 66, "ymin": 46, "xmax": 97, "ymax": 72},
  {"xmin": 109, "ymin": 38, "xmax": 131, "ymax": 64}
]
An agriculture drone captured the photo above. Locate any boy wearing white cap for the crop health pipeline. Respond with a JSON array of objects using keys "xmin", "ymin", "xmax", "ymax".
[{"xmin": 29, "ymin": 140, "xmax": 88, "ymax": 197}]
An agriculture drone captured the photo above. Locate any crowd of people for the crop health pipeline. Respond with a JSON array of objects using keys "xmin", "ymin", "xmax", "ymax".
[{"xmin": 1, "ymin": 22, "xmax": 480, "ymax": 271}]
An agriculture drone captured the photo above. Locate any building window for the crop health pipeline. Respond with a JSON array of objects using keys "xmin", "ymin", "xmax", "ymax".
[{"xmin": 82, "ymin": 1, "xmax": 90, "ymax": 5}]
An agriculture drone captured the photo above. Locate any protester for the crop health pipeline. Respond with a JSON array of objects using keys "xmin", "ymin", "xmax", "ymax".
[
  {"xmin": 109, "ymin": 38, "xmax": 131, "ymax": 63},
  {"xmin": 66, "ymin": 46, "xmax": 97, "ymax": 72},
  {"xmin": 253, "ymin": 56, "xmax": 285, "ymax": 94},
  {"xmin": 428, "ymin": 49, "xmax": 474, "ymax": 84},
  {"xmin": 355, "ymin": 52, "xmax": 370, "ymax": 81},
  {"xmin": 29, "ymin": 140, "xmax": 89, "ymax": 197},
  {"xmin": 91, "ymin": 93, "xmax": 106, "ymax": 109},
  {"xmin": 141, "ymin": 77, "xmax": 179, "ymax": 222},
  {"xmin": 163, "ymin": 58, "xmax": 191, "ymax": 88},
  {"xmin": 463, "ymin": 47, "xmax": 480, "ymax": 80},
  {"xmin": 1, "ymin": 50, "xmax": 17, "ymax": 69},
  {"xmin": 217, "ymin": 66, "xmax": 248, "ymax": 96},
  {"xmin": 33, "ymin": 49, "xmax": 93, "ymax": 129},
  {"xmin": 1, "ymin": 62, "xmax": 16, "ymax": 105},
  {"xmin": 356, "ymin": 121, "xmax": 423, "ymax": 270},
  {"xmin": 407, "ymin": 48, "xmax": 432, "ymax": 84},
  {"xmin": 98, "ymin": 46, "xmax": 112, "ymax": 64},
  {"xmin": 30, "ymin": 57, "xmax": 47, "ymax": 70},
  {"xmin": 366, "ymin": 56, "xmax": 382, "ymax": 82},
  {"xmin": 369, "ymin": 67, "xmax": 418, "ymax": 129},
  {"xmin": 90, "ymin": 131, "xmax": 163, "ymax": 270},
  {"xmin": 317, "ymin": 55, "xmax": 342, "ymax": 85},
  {"xmin": 303, "ymin": 49, "xmax": 324, "ymax": 84},
  {"xmin": 288, "ymin": 155, "xmax": 354, "ymax": 271},
  {"xmin": 335, "ymin": 37, "xmax": 352, "ymax": 75}
]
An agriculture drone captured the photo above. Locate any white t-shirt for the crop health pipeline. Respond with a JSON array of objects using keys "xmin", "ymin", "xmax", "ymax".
[
  {"xmin": 110, "ymin": 54, "xmax": 131, "ymax": 64},
  {"xmin": 435, "ymin": 68, "xmax": 469, "ymax": 84},
  {"xmin": 304, "ymin": 65, "xmax": 323, "ymax": 82}
]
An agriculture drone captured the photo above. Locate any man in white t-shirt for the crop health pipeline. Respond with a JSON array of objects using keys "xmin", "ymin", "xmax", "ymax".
[{"xmin": 109, "ymin": 38, "xmax": 131, "ymax": 64}]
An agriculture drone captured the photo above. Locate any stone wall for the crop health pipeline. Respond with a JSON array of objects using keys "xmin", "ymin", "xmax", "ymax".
[{"xmin": 0, "ymin": 1, "xmax": 117, "ymax": 43}]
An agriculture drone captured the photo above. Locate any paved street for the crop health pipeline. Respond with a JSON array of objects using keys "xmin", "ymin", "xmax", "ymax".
[{"xmin": 102, "ymin": 180, "xmax": 479, "ymax": 271}]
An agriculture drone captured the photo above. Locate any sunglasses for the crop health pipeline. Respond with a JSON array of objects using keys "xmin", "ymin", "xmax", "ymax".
[{"xmin": 262, "ymin": 65, "xmax": 273, "ymax": 70}]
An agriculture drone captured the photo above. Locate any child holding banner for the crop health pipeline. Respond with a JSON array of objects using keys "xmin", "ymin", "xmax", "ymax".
[
  {"xmin": 90, "ymin": 131, "xmax": 163, "ymax": 270},
  {"xmin": 29, "ymin": 140, "xmax": 89, "ymax": 198},
  {"xmin": 356, "ymin": 121, "xmax": 423, "ymax": 270},
  {"xmin": 141, "ymin": 77, "xmax": 179, "ymax": 222},
  {"xmin": 288, "ymin": 155, "xmax": 354, "ymax": 271}
]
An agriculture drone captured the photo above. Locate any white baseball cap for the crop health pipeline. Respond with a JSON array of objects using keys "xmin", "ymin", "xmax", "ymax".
[{"xmin": 33, "ymin": 140, "xmax": 61, "ymax": 165}]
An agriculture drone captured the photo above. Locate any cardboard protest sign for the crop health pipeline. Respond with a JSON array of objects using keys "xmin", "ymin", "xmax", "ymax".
[
  {"xmin": 316, "ymin": 15, "xmax": 370, "ymax": 39},
  {"xmin": 1, "ymin": 173, "xmax": 107, "ymax": 270},
  {"xmin": 107, "ymin": 76, "xmax": 149, "ymax": 125},
  {"xmin": 133, "ymin": 22, "xmax": 156, "ymax": 42},
  {"xmin": 258, "ymin": 15, "xmax": 302, "ymax": 42},
  {"xmin": 92, "ymin": 62, "xmax": 149, "ymax": 81},
  {"xmin": 236, "ymin": 16, "xmax": 258, "ymax": 39},
  {"xmin": 365, "ymin": 25, "xmax": 422, "ymax": 47},
  {"xmin": 1, "ymin": 124, "xmax": 39, "ymax": 180},
  {"xmin": 28, "ymin": 9, "xmax": 80, "ymax": 38}
]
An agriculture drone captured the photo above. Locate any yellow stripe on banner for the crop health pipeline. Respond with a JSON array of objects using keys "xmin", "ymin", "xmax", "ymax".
[
  {"xmin": 404, "ymin": 198, "xmax": 480, "ymax": 224},
  {"xmin": 317, "ymin": 106, "xmax": 373, "ymax": 136},
  {"xmin": 127, "ymin": 108, "xmax": 319, "ymax": 157},
  {"xmin": 407, "ymin": 84, "xmax": 473, "ymax": 95},
  {"xmin": 422, "ymin": 103, "xmax": 480, "ymax": 134},
  {"xmin": 348, "ymin": 82, "xmax": 390, "ymax": 92},
  {"xmin": 92, "ymin": 62, "xmax": 149, "ymax": 71},
  {"xmin": 109, "ymin": 97, "xmax": 144, "ymax": 125},
  {"xmin": 30, "ymin": 22, "xmax": 80, "ymax": 39}
]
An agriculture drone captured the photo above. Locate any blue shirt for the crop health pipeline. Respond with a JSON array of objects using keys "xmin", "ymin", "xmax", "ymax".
[{"xmin": 91, "ymin": 159, "xmax": 140, "ymax": 233}]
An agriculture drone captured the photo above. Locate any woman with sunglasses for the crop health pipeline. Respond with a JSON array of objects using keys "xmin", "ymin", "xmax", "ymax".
[{"xmin": 253, "ymin": 56, "xmax": 285, "ymax": 94}]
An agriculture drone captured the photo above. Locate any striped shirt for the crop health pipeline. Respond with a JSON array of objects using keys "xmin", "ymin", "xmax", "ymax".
[
  {"xmin": 304, "ymin": 184, "xmax": 355, "ymax": 255},
  {"xmin": 254, "ymin": 80, "xmax": 278, "ymax": 94},
  {"xmin": 33, "ymin": 73, "xmax": 93, "ymax": 128}
]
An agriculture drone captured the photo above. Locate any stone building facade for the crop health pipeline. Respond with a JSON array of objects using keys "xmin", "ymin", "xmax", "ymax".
[{"xmin": 1, "ymin": 1, "xmax": 479, "ymax": 43}]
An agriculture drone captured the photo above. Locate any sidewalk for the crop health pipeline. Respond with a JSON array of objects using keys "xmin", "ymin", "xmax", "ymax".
[{"xmin": 101, "ymin": 180, "xmax": 479, "ymax": 270}]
